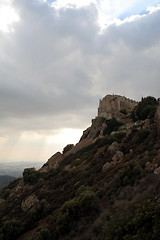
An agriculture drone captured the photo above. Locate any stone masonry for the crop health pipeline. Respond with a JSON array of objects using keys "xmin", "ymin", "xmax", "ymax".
[{"xmin": 98, "ymin": 94, "xmax": 137, "ymax": 119}]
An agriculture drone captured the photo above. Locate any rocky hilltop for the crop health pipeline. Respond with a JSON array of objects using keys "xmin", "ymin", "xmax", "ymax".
[
  {"xmin": 98, "ymin": 94, "xmax": 137, "ymax": 119},
  {"xmin": 0, "ymin": 95, "xmax": 160, "ymax": 240}
]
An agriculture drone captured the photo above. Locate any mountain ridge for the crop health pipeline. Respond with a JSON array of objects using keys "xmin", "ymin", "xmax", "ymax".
[{"xmin": 0, "ymin": 94, "xmax": 160, "ymax": 240}]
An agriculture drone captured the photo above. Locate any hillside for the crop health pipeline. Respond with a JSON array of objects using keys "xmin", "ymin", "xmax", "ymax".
[
  {"xmin": 0, "ymin": 95, "xmax": 160, "ymax": 240},
  {"xmin": 0, "ymin": 176, "xmax": 16, "ymax": 190}
]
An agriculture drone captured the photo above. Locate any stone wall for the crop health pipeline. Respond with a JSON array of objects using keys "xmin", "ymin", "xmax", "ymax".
[{"xmin": 98, "ymin": 94, "xmax": 137, "ymax": 119}]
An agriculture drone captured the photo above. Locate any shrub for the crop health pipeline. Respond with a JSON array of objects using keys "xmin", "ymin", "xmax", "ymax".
[
  {"xmin": 133, "ymin": 130, "xmax": 150, "ymax": 145},
  {"xmin": 136, "ymin": 96, "xmax": 157, "ymax": 120},
  {"xmin": 77, "ymin": 187, "xmax": 100, "ymax": 218},
  {"xmin": 120, "ymin": 109, "xmax": 127, "ymax": 115},
  {"xmin": 3, "ymin": 188, "xmax": 10, "ymax": 199},
  {"xmin": 29, "ymin": 228, "xmax": 51, "ymax": 240},
  {"xmin": 57, "ymin": 186, "xmax": 100, "ymax": 235},
  {"xmin": 100, "ymin": 200, "xmax": 160, "ymax": 240},
  {"xmin": 57, "ymin": 198, "xmax": 79, "ymax": 234},
  {"xmin": 63, "ymin": 144, "xmax": 74, "ymax": 154},
  {"xmin": 0, "ymin": 220, "xmax": 24, "ymax": 240},
  {"xmin": 104, "ymin": 118, "xmax": 122, "ymax": 135},
  {"xmin": 23, "ymin": 167, "xmax": 38, "ymax": 185}
]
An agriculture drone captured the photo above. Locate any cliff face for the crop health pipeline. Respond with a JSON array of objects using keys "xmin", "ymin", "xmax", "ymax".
[{"xmin": 98, "ymin": 94, "xmax": 137, "ymax": 119}]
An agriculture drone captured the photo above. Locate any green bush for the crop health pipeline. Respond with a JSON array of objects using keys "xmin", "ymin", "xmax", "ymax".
[
  {"xmin": 23, "ymin": 167, "xmax": 38, "ymax": 185},
  {"xmin": 136, "ymin": 96, "xmax": 157, "ymax": 120},
  {"xmin": 141, "ymin": 105, "xmax": 157, "ymax": 119},
  {"xmin": 133, "ymin": 130, "xmax": 150, "ymax": 145},
  {"xmin": 57, "ymin": 186, "xmax": 100, "ymax": 235},
  {"xmin": 100, "ymin": 200, "xmax": 160, "ymax": 240},
  {"xmin": 0, "ymin": 220, "xmax": 24, "ymax": 240},
  {"xmin": 29, "ymin": 227, "xmax": 51, "ymax": 240},
  {"xmin": 57, "ymin": 198, "xmax": 79, "ymax": 234},
  {"xmin": 104, "ymin": 118, "xmax": 122, "ymax": 135},
  {"xmin": 76, "ymin": 186, "xmax": 100, "ymax": 217},
  {"xmin": 63, "ymin": 144, "xmax": 74, "ymax": 154}
]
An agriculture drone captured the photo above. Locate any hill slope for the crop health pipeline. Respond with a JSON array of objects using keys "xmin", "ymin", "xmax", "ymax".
[
  {"xmin": 0, "ymin": 95, "xmax": 160, "ymax": 240},
  {"xmin": 0, "ymin": 175, "xmax": 16, "ymax": 190}
]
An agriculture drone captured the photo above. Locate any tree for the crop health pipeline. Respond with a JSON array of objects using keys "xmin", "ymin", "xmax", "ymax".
[
  {"xmin": 104, "ymin": 118, "xmax": 122, "ymax": 135},
  {"xmin": 62, "ymin": 144, "xmax": 74, "ymax": 154},
  {"xmin": 136, "ymin": 96, "xmax": 157, "ymax": 120},
  {"xmin": 29, "ymin": 228, "xmax": 51, "ymax": 240},
  {"xmin": 23, "ymin": 167, "xmax": 38, "ymax": 185},
  {"xmin": 0, "ymin": 220, "xmax": 24, "ymax": 240}
]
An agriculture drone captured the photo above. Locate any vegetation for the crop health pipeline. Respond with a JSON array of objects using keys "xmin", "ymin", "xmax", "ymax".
[
  {"xmin": 23, "ymin": 167, "xmax": 38, "ymax": 185},
  {"xmin": 99, "ymin": 200, "xmax": 160, "ymax": 240},
  {"xmin": 0, "ymin": 95, "xmax": 159, "ymax": 240},
  {"xmin": 57, "ymin": 186, "xmax": 100, "ymax": 235},
  {"xmin": 0, "ymin": 176, "xmax": 16, "ymax": 190},
  {"xmin": 29, "ymin": 228, "xmax": 51, "ymax": 240},
  {"xmin": 63, "ymin": 144, "xmax": 74, "ymax": 154},
  {"xmin": 131, "ymin": 96, "xmax": 157, "ymax": 121},
  {"xmin": 104, "ymin": 117, "xmax": 123, "ymax": 135},
  {"xmin": 0, "ymin": 220, "xmax": 24, "ymax": 240}
]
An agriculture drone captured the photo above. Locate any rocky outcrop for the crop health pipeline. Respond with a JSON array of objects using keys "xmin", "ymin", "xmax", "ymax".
[
  {"xmin": 102, "ymin": 142, "xmax": 123, "ymax": 172},
  {"xmin": 64, "ymin": 138, "xmax": 94, "ymax": 157},
  {"xmin": 98, "ymin": 94, "xmax": 137, "ymax": 120},
  {"xmin": 40, "ymin": 152, "xmax": 63, "ymax": 173},
  {"xmin": 154, "ymin": 167, "xmax": 160, "ymax": 175},
  {"xmin": 21, "ymin": 194, "xmax": 39, "ymax": 212},
  {"xmin": 0, "ymin": 199, "xmax": 5, "ymax": 205},
  {"xmin": 80, "ymin": 117, "xmax": 107, "ymax": 141},
  {"xmin": 112, "ymin": 151, "xmax": 124, "ymax": 163},
  {"xmin": 107, "ymin": 141, "xmax": 119, "ymax": 156},
  {"xmin": 102, "ymin": 162, "xmax": 114, "ymax": 172}
]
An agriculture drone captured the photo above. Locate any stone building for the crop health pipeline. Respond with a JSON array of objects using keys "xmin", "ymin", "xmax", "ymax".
[{"xmin": 98, "ymin": 94, "xmax": 137, "ymax": 119}]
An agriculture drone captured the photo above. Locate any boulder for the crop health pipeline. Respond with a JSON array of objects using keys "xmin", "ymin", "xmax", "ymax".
[
  {"xmin": 102, "ymin": 162, "xmax": 114, "ymax": 172},
  {"xmin": 108, "ymin": 142, "xmax": 119, "ymax": 156},
  {"xmin": 0, "ymin": 199, "xmax": 5, "ymax": 205},
  {"xmin": 21, "ymin": 194, "xmax": 39, "ymax": 212},
  {"xmin": 154, "ymin": 167, "xmax": 160, "ymax": 175},
  {"xmin": 40, "ymin": 152, "xmax": 63, "ymax": 173},
  {"xmin": 112, "ymin": 151, "xmax": 124, "ymax": 163}
]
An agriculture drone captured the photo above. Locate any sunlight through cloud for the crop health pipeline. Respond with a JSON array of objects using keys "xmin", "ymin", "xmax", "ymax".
[{"xmin": 0, "ymin": 3, "xmax": 19, "ymax": 32}]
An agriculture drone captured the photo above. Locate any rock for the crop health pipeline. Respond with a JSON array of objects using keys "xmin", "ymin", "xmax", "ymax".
[
  {"xmin": 112, "ymin": 151, "xmax": 124, "ymax": 163},
  {"xmin": 21, "ymin": 194, "xmax": 39, "ymax": 212},
  {"xmin": 64, "ymin": 138, "xmax": 94, "ymax": 157},
  {"xmin": 102, "ymin": 162, "xmax": 114, "ymax": 172},
  {"xmin": 154, "ymin": 167, "xmax": 160, "ymax": 175},
  {"xmin": 40, "ymin": 152, "xmax": 63, "ymax": 173},
  {"xmin": 15, "ymin": 185, "xmax": 23, "ymax": 194},
  {"xmin": 130, "ymin": 149, "xmax": 134, "ymax": 155},
  {"xmin": 108, "ymin": 142, "xmax": 119, "ymax": 156},
  {"xmin": 0, "ymin": 199, "xmax": 5, "ymax": 205},
  {"xmin": 48, "ymin": 152, "xmax": 63, "ymax": 168},
  {"xmin": 142, "ymin": 119, "xmax": 151, "ymax": 130},
  {"xmin": 145, "ymin": 162, "xmax": 155, "ymax": 171}
]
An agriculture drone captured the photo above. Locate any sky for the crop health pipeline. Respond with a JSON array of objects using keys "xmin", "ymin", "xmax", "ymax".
[{"xmin": 0, "ymin": 0, "xmax": 160, "ymax": 163}]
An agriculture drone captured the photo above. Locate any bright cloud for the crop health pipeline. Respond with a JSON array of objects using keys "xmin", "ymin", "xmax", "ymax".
[
  {"xmin": 51, "ymin": 0, "xmax": 160, "ymax": 27},
  {"xmin": 0, "ymin": 1, "xmax": 19, "ymax": 32}
]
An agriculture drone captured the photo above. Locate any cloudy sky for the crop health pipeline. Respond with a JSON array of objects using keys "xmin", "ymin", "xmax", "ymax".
[{"xmin": 0, "ymin": 0, "xmax": 160, "ymax": 163}]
